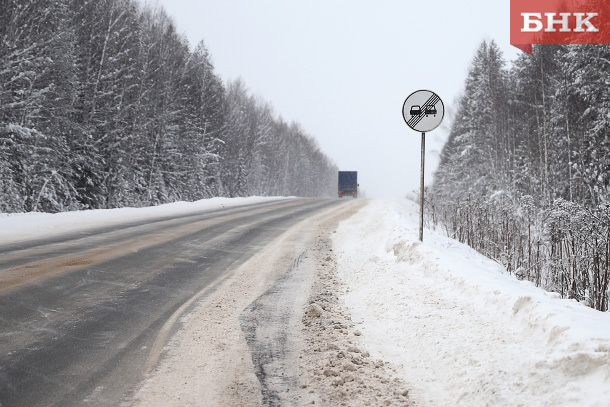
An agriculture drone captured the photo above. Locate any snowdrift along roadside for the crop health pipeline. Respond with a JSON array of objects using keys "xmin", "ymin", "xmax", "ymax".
[
  {"xmin": 0, "ymin": 196, "xmax": 293, "ymax": 245},
  {"xmin": 333, "ymin": 198, "xmax": 610, "ymax": 407}
]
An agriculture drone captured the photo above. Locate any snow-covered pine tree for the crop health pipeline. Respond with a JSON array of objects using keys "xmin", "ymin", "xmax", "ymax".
[
  {"xmin": 434, "ymin": 41, "xmax": 510, "ymax": 203},
  {"xmin": 563, "ymin": 45, "xmax": 610, "ymax": 205},
  {"xmin": 177, "ymin": 41, "xmax": 226, "ymax": 200},
  {"xmin": 70, "ymin": 0, "xmax": 144, "ymax": 208},
  {"xmin": 1, "ymin": 0, "xmax": 80, "ymax": 212}
]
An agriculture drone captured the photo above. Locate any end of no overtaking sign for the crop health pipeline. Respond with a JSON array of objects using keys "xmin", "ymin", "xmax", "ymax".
[
  {"xmin": 402, "ymin": 89, "xmax": 444, "ymax": 243},
  {"xmin": 402, "ymin": 90, "xmax": 444, "ymax": 133}
]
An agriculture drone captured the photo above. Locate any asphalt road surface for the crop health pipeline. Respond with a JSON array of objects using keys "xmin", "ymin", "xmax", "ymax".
[{"xmin": 0, "ymin": 198, "xmax": 343, "ymax": 407}]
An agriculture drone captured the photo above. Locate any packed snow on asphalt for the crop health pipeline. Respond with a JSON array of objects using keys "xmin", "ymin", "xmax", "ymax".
[{"xmin": 2, "ymin": 196, "xmax": 610, "ymax": 406}]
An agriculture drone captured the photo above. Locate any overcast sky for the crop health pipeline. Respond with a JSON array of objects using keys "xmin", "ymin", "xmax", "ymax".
[{"xmin": 154, "ymin": 0, "xmax": 521, "ymax": 197}]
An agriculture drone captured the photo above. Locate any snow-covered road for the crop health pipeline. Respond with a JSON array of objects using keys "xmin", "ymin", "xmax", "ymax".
[
  {"xmin": 334, "ymin": 198, "xmax": 610, "ymax": 407},
  {"xmin": 0, "ymin": 197, "xmax": 353, "ymax": 406},
  {"xmin": 2, "ymin": 196, "xmax": 609, "ymax": 406}
]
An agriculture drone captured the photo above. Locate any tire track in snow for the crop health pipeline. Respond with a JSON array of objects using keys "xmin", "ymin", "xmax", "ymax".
[{"xmin": 239, "ymin": 250, "xmax": 308, "ymax": 406}]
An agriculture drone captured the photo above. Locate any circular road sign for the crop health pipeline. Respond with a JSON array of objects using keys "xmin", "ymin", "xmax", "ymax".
[{"xmin": 402, "ymin": 90, "xmax": 444, "ymax": 132}]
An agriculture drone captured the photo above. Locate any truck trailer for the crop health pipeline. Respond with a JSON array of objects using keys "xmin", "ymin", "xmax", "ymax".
[{"xmin": 338, "ymin": 171, "xmax": 358, "ymax": 198}]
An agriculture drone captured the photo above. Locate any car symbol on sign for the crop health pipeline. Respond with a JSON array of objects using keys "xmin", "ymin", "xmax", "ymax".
[
  {"xmin": 425, "ymin": 105, "xmax": 437, "ymax": 117},
  {"xmin": 409, "ymin": 105, "xmax": 422, "ymax": 116}
]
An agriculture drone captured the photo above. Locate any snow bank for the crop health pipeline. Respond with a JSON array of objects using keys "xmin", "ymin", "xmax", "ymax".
[
  {"xmin": 333, "ymin": 198, "xmax": 610, "ymax": 407},
  {"xmin": 0, "ymin": 197, "xmax": 292, "ymax": 245}
]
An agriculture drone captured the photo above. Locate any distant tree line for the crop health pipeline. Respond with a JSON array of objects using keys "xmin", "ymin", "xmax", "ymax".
[
  {"xmin": 0, "ymin": 0, "xmax": 337, "ymax": 213},
  {"xmin": 431, "ymin": 40, "xmax": 610, "ymax": 311}
]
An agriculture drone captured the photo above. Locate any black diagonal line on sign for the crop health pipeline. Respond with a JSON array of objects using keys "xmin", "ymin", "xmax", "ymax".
[{"xmin": 408, "ymin": 94, "xmax": 440, "ymax": 128}]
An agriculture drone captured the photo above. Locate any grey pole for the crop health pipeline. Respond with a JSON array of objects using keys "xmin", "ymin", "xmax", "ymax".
[{"xmin": 419, "ymin": 132, "xmax": 425, "ymax": 242}]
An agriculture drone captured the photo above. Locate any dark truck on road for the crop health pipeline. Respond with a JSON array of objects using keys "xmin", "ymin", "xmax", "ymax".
[{"xmin": 338, "ymin": 171, "xmax": 358, "ymax": 198}]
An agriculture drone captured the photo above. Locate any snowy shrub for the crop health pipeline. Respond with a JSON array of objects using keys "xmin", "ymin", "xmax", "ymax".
[{"xmin": 429, "ymin": 194, "xmax": 610, "ymax": 311}]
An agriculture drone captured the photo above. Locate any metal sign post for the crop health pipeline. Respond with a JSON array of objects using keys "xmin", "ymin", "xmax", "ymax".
[
  {"xmin": 402, "ymin": 90, "xmax": 444, "ymax": 242},
  {"xmin": 419, "ymin": 132, "xmax": 425, "ymax": 242}
]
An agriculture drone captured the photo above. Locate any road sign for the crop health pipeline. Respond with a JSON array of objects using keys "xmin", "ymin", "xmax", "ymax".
[
  {"xmin": 402, "ymin": 90, "xmax": 444, "ymax": 133},
  {"xmin": 402, "ymin": 89, "xmax": 444, "ymax": 242}
]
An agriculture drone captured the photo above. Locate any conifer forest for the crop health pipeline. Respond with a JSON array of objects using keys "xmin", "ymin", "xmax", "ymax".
[
  {"xmin": 432, "ymin": 41, "xmax": 610, "ymax": 311},
  {"xmin": 0, "ymin": 0, "xmax": 337, "ymax": 213}
]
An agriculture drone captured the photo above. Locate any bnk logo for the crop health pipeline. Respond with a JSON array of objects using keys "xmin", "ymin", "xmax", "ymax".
[
  {"xmin": 521, "ymin": 13, "xmax": 599, "ymax": 32},
  {"xmin": 510, "ymin": 0, "xmax": 610, "ymax": 54}
]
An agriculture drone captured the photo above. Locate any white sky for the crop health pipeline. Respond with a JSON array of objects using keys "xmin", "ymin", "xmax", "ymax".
[{"xmin": 153, "ymin": 0, "xmax": 521, "ymax": 197}]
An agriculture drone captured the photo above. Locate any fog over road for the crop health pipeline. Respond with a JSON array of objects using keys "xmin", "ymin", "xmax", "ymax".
[{"xmin": 0, "ymin": 198, "xmax": 348, "ymax": 407}]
